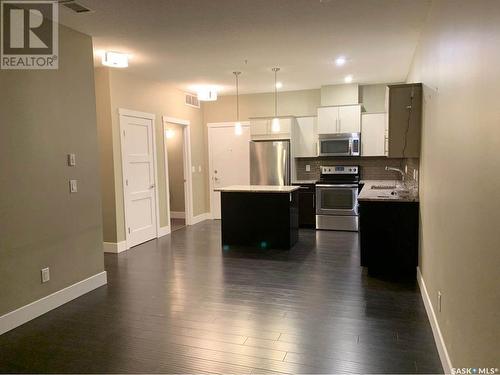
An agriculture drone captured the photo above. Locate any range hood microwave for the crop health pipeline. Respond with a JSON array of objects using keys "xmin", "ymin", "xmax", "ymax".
[{"xmin": 317, "ymin": 133, "xmax": 360, "ymax": 157}]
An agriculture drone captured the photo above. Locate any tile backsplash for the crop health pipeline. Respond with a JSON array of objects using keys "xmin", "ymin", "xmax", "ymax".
[{"xmin": 295, "ymin": 157, "xmax": 420, "ymax": 182}]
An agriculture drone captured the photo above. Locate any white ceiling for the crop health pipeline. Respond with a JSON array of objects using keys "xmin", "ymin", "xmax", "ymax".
[{"xmin": 59, "ymin": 0, "xmax": 431, "ymax": 95}]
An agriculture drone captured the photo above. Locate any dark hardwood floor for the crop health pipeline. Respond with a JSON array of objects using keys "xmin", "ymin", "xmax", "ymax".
[{"xmin": 0, "ymin": 221, "xmax": 443, "ymax": 374}]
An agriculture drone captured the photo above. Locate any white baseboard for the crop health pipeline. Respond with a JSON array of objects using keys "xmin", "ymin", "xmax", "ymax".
[
  {"xmin": 191, "ymin": 212, "xmax": 210, "ymax": 225},
  {"xmin": 417, "ymin": 267, "xmax": 453, "ymax": 374},
  {"xmin": 0, "ymin": 271, "xmax": 107, "ymax": 336},
  {"xmin": 103, "ymin": 241, "xmax": 128, "ymax": 253},
  {"xmin": 170, "ymin": 211, "xmax": 186, "ymax": 219},
  {"xmin": 158, "ymin": 226, "xmax": 170, "ymax": 238}
]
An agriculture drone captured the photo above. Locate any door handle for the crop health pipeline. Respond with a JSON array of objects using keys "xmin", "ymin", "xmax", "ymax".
[{"xmin": 149, "ymin": 184, "xmax": 155, "ymax": 189}]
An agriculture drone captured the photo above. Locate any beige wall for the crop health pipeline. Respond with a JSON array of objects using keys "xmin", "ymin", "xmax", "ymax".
[
  {"xmin": 166, "ymin": 123, "xmax": 185, "ymax": 212},
  {"xmin": 203, "ymin": 84, "xmax": 389, "ymax": 125},
  {"xmin": 407, "ymin": 0, "xmax": 500, "ymax": 367},
  {"xmin": 359, "ymin": 84, "xmax": 387, "ymax": 113},
  {"xmin": 320, "ymin": 84, "xmax": 359, "ymax": 106},
  {"xmin": 202, "ymin": 89, "xmax": 321, "ymax": 124},
  {"xmin": 95, "ymin": 67, "xmax": 117, "ymax": 242},
  {"xmin": 95, "ymin": 69, "xmax": 208, "ymax": 242},
  {"xmin": 0, "ymin": 26, "xmax": 104, "ymax": 315}
]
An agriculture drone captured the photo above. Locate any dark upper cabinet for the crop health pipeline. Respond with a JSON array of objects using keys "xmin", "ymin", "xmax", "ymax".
[{"xmin": 385, "ymin": 83, "xmax": 422, "ymax": 158}]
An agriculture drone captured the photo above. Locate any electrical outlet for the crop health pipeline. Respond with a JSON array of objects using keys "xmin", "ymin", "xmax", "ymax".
[
  {"xmin": 305, "ymin": 164, "xmax": 311, "ymax": 172},
  {"xmin": 438, "ymin": 291, "xmax": 442, "ymax": 312},
  {"xmin": 41, "ymin": 267, "xmax": 50, "ymax": 283},
  {"xmin": 67, "ymin": 153, "xmax": 76, "ymax": 166},
  {"xmin": 69, "ymin": 179, "xmax": 78, "ymax": 193}
]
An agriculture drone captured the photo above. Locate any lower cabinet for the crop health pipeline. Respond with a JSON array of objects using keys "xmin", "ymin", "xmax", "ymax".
[
  {"xmin": 359, "ymin": 200, "xmax": 419, "ymax": 279},
  {"xmin": 293, "ymin": 183, "xmax": 316, "ymax": 228}
]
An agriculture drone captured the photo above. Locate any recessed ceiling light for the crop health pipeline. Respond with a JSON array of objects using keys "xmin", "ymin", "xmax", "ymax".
[
  {"xmin": 102, "ymin": 51, "xmax": 128, "ymax": 68},
  {"xmin": 335, "ymin": 56, "xmax": 346, "ymax": 66},
  {"xmin": 344, "ymin": 75, "xmax": 353, "ymax": 83},
  {"xmin": 275, "ymin": 82, "xmax": 283, "ymax": 89}
]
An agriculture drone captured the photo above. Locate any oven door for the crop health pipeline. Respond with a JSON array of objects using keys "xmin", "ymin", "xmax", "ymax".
[
  {"xmin": 316, "ymin": 184, "xmax": 359, "ymax": 216},
  {"xmin": 318, "ymin": 138, "xmax": 351, "ymax": 156}
]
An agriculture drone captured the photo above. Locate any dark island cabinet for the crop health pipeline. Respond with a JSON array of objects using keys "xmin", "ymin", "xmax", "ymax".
[
  {"xmin": 293, "ymin": 183, "xmax": 316, "ymax": 228},
  {"xmin": 220, "ymin": 190, "xmax": 299, "ymax": 250},
  {"xmin": 359, "ymin": 200, "xmax": 419, "ymax": 279}
]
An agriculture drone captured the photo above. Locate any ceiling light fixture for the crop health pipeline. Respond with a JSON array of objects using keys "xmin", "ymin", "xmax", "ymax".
[
  {"xmin": 197, "ymin": 86, "xmax": 218, "ymax": 101},
  {"xmin": 344, "ymin": 75, "xmax": 353, "ymax": 83},
  {"xmin": 271, "ymin": 67, "xmax": 281, "ymax": 133},
  {"xmin": 233, "ymin": 71, "xmax": 242, "ymax": 136},
  {"xmin": 275, "ymin": 81, "xmax": 283, "ymax": 89},
  {"xmin": 335, "ymin": 56, "xmax": 346, "ymax": 66},
  {"xmin": 102, "ymin": 51, "xmax": 129, "ymax": 68}
]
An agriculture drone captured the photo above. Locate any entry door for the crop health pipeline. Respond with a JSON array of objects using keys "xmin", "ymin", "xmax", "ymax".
[
  {"xmin": 120, "ymin": 114, "xmax": 158, "ymax": 247},
  {"xmin": 209, "ymin": 125, "xmax": 250, "ymax": 219}
]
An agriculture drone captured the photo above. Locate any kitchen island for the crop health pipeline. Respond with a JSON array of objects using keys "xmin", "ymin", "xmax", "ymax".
[{"xmin": 215, "ymin": 185, "xmax": 300, "ymax": 250}]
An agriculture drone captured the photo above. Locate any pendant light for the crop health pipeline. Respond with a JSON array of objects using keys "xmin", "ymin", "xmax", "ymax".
[
  {"xmin": 233, "ymin": 71, "xmax": 242, "ymax": 135},
  {"xmin": 271, "ymin": 67, "xmax": 280, "ymax": 132}
]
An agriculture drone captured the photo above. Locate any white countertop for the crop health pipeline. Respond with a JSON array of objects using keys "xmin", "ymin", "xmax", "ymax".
[
  {"xmin": 358, "ymin": 180, "xmax": 419, "ymax": 202},
  {"xmin": 292, "ymin": 180, "xmax": 318, "ymax": 185},
  {"xmin": 215, "ymin": 185, "xmax": 300, "ymax": 193}
]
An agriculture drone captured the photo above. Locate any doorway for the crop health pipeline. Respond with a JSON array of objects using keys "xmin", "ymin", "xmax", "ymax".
[
  {"xmin": 208, "ymin": 122, "xmax": 250, "ymax": 219},
  {"xmin": 165, "ymin": 122, "xmax": 186, "ymax": 231},
  {"xmin": 163, "ymin": 116, "xmax": 193, "ymax": 229},
  {"xmin": 119, "ymin": 109, "xmax": 160, "ymax": 248}
]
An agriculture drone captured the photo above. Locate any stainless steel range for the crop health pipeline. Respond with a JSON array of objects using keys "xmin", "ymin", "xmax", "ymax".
[{"xmin": 316, "ymin": 165, "xmax": 360, "ymax": 231}]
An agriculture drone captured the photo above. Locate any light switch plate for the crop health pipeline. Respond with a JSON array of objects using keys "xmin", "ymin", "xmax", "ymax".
[
  {"xmin": 198, "ymin": 165, "xmax": 202, "ymax": 172},
  {"xmin": 191, "ymin": 166, "xmax": 195, "ymax": 173},
  {"xmin": 69, "ymin": 179, "xmax": 78, "ymax": 193},
  {"xmin": 41, "ymin": 267, "xmax": 50, "ymax": 283},
  {"xmin": 305, "ymin": 165, "xmax": 311, "ymax": 172},
  {"xmin": 68, "ymin": 153, "xmax": 76, "ymax": 166}
]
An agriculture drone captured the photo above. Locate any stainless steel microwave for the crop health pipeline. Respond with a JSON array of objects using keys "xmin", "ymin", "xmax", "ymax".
[{"xmin": 317, "ymin": 133, "xmax": 360, "ymax": 157}]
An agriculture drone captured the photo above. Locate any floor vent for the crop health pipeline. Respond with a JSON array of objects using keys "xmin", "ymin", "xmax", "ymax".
[
  {"xmin": 59, "ymin": 0, "xmax": 94, "ymax": 14},
  {"xmin": 185, "ymin": 93, "xmax": 200, "ymax": 108}
]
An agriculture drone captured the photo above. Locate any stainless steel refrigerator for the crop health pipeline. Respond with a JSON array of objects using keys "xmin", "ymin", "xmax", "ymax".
[{"xmin": 249, "ymin": 140, "xmax": 290, "ymax": 186}]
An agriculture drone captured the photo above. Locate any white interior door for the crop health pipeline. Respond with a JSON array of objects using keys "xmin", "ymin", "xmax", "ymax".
[
  {"xmin": 120, "ymin": 114, "xmax": 158, "ymax": 247},
  {"xmin": 209, "ymin": 125, "xmax": 250, "ymax": 219}
]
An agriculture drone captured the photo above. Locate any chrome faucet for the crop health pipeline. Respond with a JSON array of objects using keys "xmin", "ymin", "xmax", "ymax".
[{"xmin": 385, "ymin": 166, "xmax": 405, "ymax": 182}]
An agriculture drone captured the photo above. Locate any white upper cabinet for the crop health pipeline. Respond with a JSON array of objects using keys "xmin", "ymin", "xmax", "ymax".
[
  {"xmin": 338, "ymin": 105, "xmax": 361, "ymax": 133},
  {"xmin": 274, "ymin": 118, "xmax": 292, "ymax": 135},
  {"xmin": 250, "ymin": 118, "xmax": 293, "ymax": 140},
  {"xmin": 293, "ymin": 116, "xmax": 317, "ymax": 158},
  {"xmin": 317, "ymin": 105, "xmax": 361, "ymax": 134},
  {"xmin": 361, "ymin": 113, "xmax": 386, "ymax": 156},
  {"xmin": 249, "ymin": 119, "xmax": 269, "ymax": 136},
  {"xmin": 317, "ymin": 107, "xmax": 338, "ymax": 134}
]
